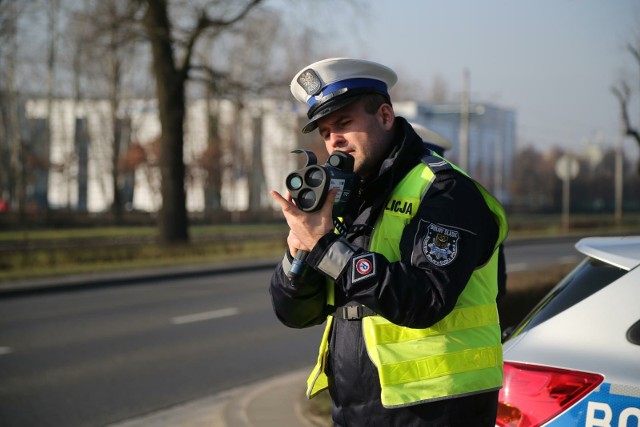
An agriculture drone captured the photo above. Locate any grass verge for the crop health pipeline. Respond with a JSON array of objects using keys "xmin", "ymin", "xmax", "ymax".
[
  {"xmin": 0, "ymin": 224, "xmax": 289, "ymax": 282},
  {"xmin": 1, "ymin": 239, "xmax": 288, "ymax": 282}
]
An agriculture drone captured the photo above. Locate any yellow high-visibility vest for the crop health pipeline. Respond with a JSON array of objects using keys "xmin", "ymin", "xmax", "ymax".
[{"xmin": 306, "ymin": 158, "xmax": 508, "ymax": 408}]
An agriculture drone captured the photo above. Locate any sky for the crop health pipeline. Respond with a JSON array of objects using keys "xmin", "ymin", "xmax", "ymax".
[{"xmin": 288, "ymin": 0, "xmax": 640, "ymax": 159}]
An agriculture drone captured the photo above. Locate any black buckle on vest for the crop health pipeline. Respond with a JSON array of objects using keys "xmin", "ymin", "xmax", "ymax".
[{"xmin": 336, "ymin": 305, "xmax": 376, "ymax": 320}]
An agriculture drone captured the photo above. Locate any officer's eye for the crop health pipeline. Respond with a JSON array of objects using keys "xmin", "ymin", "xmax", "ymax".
[{"xmin": 339, "ymin": 119, "xmax": 351, "ymax": 128}]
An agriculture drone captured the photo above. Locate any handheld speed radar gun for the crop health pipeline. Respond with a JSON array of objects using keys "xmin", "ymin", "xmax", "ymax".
[{"xmin": 284, "ymin": 150, "xmax": 359, "ymax": 280}]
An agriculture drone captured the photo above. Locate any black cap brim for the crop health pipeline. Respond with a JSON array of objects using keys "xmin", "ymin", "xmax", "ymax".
[
  {"xmin": 301, "ymin": 90, "xmax": 377, "ymax": 133},
  {"xmin": 301, "ymin": 95, "xmax": 363, "ymax": 133}
]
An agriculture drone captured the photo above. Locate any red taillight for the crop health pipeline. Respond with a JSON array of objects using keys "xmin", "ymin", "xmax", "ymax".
[{"xmin": 496, "ymin": 361, "xmax": 603, "ymax": 427}]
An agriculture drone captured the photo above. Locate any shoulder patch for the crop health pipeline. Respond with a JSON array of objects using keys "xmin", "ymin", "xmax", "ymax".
[
  {"xmin": 352, "ymin": 253, "xmax": 376, "ymax": 283},
  {"xmin": 422, "ymin": 223, "xmax": 460, "ymax": 267}
]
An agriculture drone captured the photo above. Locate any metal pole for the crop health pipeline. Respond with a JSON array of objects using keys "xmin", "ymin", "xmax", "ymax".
[
  {"xmin": 458, "ymin": 69, "xmax": 470, "ymax": 171},
  {"xmin": 562, "ymin": 172, "xmax": 570, "ymax": 231},
  {"xmin": 614, "ymin": 126, "xmax": 624, "ymax": 225}
]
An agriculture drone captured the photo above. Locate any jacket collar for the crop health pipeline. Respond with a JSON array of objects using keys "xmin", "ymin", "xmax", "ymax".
[{"xmin": 365, "ymin": 116, "xmax": 426, "ymax": 193}]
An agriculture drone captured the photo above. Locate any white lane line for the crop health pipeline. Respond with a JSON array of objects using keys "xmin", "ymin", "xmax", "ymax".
[
  {"xmin": 0, "ymin": 346, "xmax": 13, "ymax": 356},
  {"xmin": 171, "ymin": 307, "xmax": 239, "ymax": 325},
  {"xmin": 507, "ymin": 262, "xmax": 529, "ymax": 273}
]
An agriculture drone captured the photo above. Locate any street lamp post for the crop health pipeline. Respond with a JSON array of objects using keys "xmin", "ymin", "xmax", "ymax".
[
  {"xmin": 555, "ymin": 154, "xmax": 579, "ymax": 231},
  {"xmin": 458, "ymin": 69, "xmax": 470, "ymax": 171},
  {"xmin": 615, "ymin": 124, "xmax": 624, "ymax": 225}
]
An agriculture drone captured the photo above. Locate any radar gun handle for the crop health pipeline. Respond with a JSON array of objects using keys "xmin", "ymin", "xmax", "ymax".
[{"xmin": 286, "ymin": 249, "xmax": 308, "ymax": 280}]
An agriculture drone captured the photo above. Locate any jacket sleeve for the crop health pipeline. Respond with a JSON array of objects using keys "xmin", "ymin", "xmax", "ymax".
[
  {"xmin": 269, "ymin": 251, "xmax": 331, "ymax": 329},
  {"xmin": 304, "ymin": 170, "xmax": 500, "ymax": 329}
]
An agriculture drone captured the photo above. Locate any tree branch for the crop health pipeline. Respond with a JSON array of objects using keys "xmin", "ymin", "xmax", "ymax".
[
  {"xmin": 178, "ymin": 0, "xmax": 263, "ymax": 77},
  {"xmin": 611, "ymin": 82, "xmax": 640, "ymax": 144},
  {"xmin": 627, "ymin": 42, "xmax": 640, "ymax": 65}
]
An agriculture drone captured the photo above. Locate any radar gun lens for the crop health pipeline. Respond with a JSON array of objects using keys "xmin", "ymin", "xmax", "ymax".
[
  {"xmin": 305, "ymin": 168, "xmax": 324, "ymax": 188},
  {"xmin": 298, "ymin": 189, "xmax": 317, "ymax": 210},
  {"xmin": 287, "ymin": 175, "xmax": 303, "ymax": 190}
]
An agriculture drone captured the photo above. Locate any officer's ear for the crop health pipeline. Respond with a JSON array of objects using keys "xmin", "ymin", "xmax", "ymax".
[{"xmin": 378, "ymin": 104, "xmax": 395, "ymax": 131}]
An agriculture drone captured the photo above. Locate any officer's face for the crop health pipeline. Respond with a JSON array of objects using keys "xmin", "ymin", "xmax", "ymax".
[{"xmin": 317, "ymin": 99, "xmax": 395, "ymax": 178}]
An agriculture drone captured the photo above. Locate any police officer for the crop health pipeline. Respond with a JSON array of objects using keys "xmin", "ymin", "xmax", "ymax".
[
  {"xmin": 409, "ymin": 122, "xmax": 453, "ymax": 157},
  {"xmin": 269, "ymin": 58, "xmax": 508, "ymax": 426}
]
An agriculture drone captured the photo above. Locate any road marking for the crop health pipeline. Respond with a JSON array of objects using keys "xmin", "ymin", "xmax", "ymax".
[
  {"xmin": 507, "ymin": 262, "xmax": 529, "ymax": 273},
  {"xmin": 171, "ymin": 307, "xmax": 239, "ymax": 325},
  {"xmin": 0, "ymin": 347, "xmax": 12, "ymax": 356}
]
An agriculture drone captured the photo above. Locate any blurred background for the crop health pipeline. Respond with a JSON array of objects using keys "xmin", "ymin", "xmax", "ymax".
[
  {"xmin": 1, "ymin": 2, "xmax": 640, "ymax": 426},
  {"xmin": 1, "ymin": 0, "xmax": 639, "ymax": 234}
]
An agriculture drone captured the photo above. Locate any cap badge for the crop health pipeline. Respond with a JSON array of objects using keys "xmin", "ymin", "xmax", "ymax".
[{"xmin": 297, "ymin": 68, "xmax": 322, "ymax": 96}]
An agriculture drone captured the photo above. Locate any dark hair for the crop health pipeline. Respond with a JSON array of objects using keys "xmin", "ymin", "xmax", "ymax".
[{"xmin": 361, "ymin": 93, "xmax": 391, "ymax": 114}]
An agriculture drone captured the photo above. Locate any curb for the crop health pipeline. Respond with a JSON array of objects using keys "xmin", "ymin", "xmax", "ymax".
[{"xmin": 0, "ymin": 257, "xmax": 280, "ymax": 297}]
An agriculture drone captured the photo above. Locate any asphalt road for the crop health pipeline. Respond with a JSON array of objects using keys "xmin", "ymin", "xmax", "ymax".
[
  {"xmin": 0, "ymin": 237, "xmax": 584, "ymax": 427},
  {"xmin": 503, "ymin": 236, "xmax": 582, "ymax": 273},
  {"xmin": 0, "ymin": 268, "xmax": 323, "ymax": 427}
]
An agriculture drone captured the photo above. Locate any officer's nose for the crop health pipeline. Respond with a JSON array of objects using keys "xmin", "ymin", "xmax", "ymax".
[{"xmin": 327, "ymin": 132, "xmax": 347, "ymax": 149}]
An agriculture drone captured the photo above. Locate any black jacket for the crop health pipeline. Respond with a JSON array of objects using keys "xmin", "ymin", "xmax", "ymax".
[{"xmin": 270, "ymin": 117, "xmax": 501, "ymax": 426}]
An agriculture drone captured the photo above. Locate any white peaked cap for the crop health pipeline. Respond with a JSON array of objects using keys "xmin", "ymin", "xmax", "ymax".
[{"xmin": 290, "ymin": 58, "xmax": 398, "ymax": 133}]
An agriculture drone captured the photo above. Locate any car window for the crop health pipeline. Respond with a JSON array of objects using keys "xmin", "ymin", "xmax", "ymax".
[{"xmin": 509, "ymin": 257, "xmax": 627, "ymax": 338}]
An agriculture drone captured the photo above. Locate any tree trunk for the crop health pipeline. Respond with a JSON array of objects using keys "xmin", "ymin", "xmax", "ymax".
[
  {"xmin": 109, "ymin": 50, "xmax": 124, "ymax": 222},
  {"xmin": 143, "ymin": 0, "xmax": 189, "ymax": 243},
  {"xmin": 6, "ymin": 1, "xmax": 25, "ymax": 221},
  {"xmin": 248, "ymin": 114, "xmax": 265, "ymax": 214},
  {"xmin": 205, "ymin": 99, "xmax": 223, "ymax": 212}
]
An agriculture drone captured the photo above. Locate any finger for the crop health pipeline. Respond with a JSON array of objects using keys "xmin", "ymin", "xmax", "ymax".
[
  {"xmin": 322, "ymin": 187, "xmax": 340, "ymax": 215},
  {"xmin": 287, "ymin": 231, "xmax": 310, "ymax": 254},
  {"xmin": 270, "ymin": 190, "xmax": 293, "ymax": 211},
  {"xmin": 287, "ymin": 232, "xmax": 300, "ymax": 256}
]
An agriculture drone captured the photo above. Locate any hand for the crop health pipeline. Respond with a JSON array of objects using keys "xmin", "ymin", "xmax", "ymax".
[{"xmin": 270, "ymin": 188, "xmax": 338, "ymax": 255}]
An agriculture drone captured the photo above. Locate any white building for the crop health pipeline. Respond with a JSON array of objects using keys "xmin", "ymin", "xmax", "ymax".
[
  {"xmin": 22, "ymin": 97, "xmax": 514, "ymax": 213},
  {"xmin": 25, "ymin": 97, "xmax": 309, "ymax": 213}
]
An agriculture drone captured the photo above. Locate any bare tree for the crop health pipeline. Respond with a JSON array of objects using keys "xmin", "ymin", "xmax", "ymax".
[
  {"xmin": 69, "ymin": 0, "xmax": 144, "ymax": 220},
  {"xmin": 200, "ymin": 102, "xmax": 224, "ymax": 212},
  {"xmin": 140, "ymin": 0, "xmax": 263, "ymax": 244},
  {"xmin": 1, "ymin": 0, "xmax": 25, "ymax": 217},
  {"xmin": 224, "ymin": 10, "xmax": 284, "ymax": 214},
  {"xmin": 509, "ymin": 147, "xmax": 558, "ymax": 212},
  {"xmin": 611, "ymin": 39, "xmax": 640, "ymax": 174}
]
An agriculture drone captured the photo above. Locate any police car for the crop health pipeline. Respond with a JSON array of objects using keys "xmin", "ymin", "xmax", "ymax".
[{"xmin": 497, "ymin": 236, "xmax": 640, "ymax": 427}]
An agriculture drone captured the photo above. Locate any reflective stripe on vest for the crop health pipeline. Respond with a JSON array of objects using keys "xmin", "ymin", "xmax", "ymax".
[
  {"xmin": 306, "ymin": 315, "xmax": 333, "ymax": 398},
  {"xmin": 306, "ymin": 160, "xmax": 508, "ymax": 407}
]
